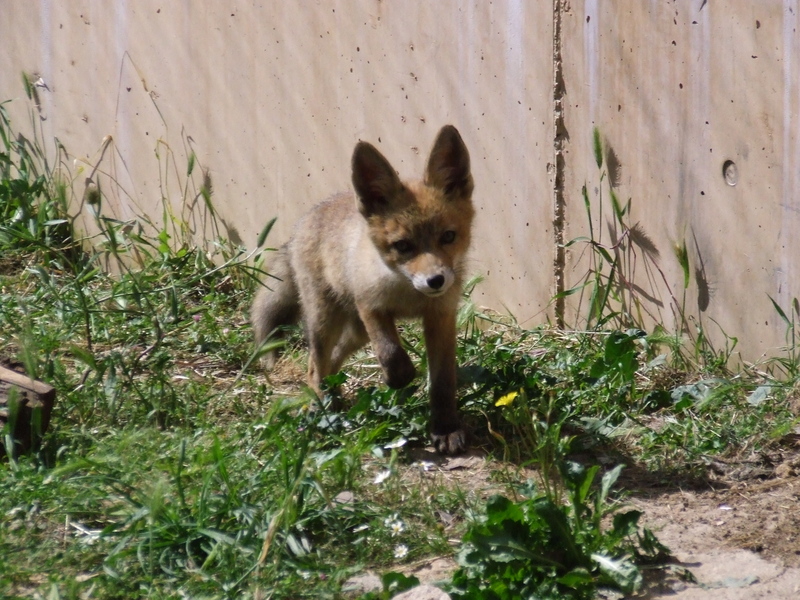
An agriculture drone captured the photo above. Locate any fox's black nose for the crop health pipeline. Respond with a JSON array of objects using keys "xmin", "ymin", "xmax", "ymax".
[{"xmin": 427, "ymin": 274, "xmax": 445, "ymax": 290}]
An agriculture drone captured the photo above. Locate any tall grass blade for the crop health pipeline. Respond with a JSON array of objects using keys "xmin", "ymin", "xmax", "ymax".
[
  {"xmin": 768, "ymin": 294, "xmax": 791, "ymax": 328},
  {"xmin": 256, "ymin": 217, "xmax": 277, "ymax": 248},
  {"xmin": 610, "ymin": 188, "xmax": 625, "ymax": 222}
]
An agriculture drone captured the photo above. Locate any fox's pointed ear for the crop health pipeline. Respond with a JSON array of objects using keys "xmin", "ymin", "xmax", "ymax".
[
  {"xmin": 425, "ymin": 125, "xmax": 473, "ymax": 200},
  {"xmin": 352, "ymin": 142, "xmax": 404, "ymax": 216}
]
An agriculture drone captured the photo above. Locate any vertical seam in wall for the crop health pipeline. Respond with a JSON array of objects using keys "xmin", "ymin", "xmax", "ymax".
[{"xmin": 553, "ymin": 0, "xmax": 567, "ymax": 328}]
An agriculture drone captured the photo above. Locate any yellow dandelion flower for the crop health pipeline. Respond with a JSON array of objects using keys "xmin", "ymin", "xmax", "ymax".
[{"xmin": 495, "ymin": 390, "xmax": 520, "ymax": 407}]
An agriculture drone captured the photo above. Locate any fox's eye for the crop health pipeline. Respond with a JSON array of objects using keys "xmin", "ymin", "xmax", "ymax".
[
  {"xmin": 440, "ymin": 230, "xmax": 456, "ymax": 244},
  {"xmin": 392, "ymin": 239, "xmax": 414, "ymax": 254}
]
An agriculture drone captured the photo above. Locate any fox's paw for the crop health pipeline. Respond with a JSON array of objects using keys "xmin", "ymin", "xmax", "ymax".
[
  {"xmin": 431, "ymin": 428, "xmax": 468, "ymax": 455},
  {"xmin": 259, "ymin": 351, "xmax": 278, "ymax": 372},
  {"xmin": 383, "ymin": 352, "xmax": 416, "ymax": 389}
]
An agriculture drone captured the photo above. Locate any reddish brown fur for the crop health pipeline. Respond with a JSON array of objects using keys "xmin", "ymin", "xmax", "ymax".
[{"xmin": 251, "ymin": 126, "xmax": 474, "ymax": 454}]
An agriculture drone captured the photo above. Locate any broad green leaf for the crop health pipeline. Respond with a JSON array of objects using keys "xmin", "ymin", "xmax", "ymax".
[
  {"xmin": 746, "ymin": 385, "xmax": 770, "ymax": 407},
  {"xmin": 382, "ymin": 572, "xmax": 420, "ymax": 594},
  {"xmin": 469, "ymin": 532, "xmax": 546, "ymax": 564},
  {"xmin": 599, "ymin": 464, "xmax": 624, "ymax": 508},
  {"xmin": 532, "ymin": 498, "xmax": 582, "ymax": 565},
  {"xmin": 592, "ymin": 553, "xmax": 642, "ymax": 594},
  {"xmin": 484, "ymin": 495, "xmax": 525, "ymax": 525},
  {"xmin": 611, "ymin": 510, "xmax": 642, "ymax": 538},
  {"xmin": 578, "ymin": 464, "xmax": 600, "ymax": 505},
  {"xmin": 557, "ymin": 567, "xmax": 593, "ymax": 589}
]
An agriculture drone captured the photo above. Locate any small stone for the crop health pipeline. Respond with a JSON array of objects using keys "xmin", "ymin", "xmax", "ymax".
[
  {"xmin": 391, "ymin": 584, "xmax": 451, "ymax": 600},
  {"xmin": 341, "ymin": 572, "xmax": 382, "ymax": 595}
]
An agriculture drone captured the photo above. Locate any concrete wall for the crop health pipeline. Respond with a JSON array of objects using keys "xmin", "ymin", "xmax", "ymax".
[
  {"xmin": 2, "ymin": 1, "xmax": 799, "ymax": 362},
  {"xmin": 561, "ymin": 1, "xmax": 800, "ymax": 358}
]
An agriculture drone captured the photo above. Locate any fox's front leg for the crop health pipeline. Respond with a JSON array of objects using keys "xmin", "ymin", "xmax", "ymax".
[
  {"xmin": 423, "ymin": 309, "xmax": 466, "ymax": 454},
  {"xmin": 359, "ymin": 309, "xmax": 416, "ymax": 389}
]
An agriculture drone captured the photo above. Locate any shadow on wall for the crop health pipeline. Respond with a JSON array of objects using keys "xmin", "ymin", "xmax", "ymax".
[{"xmin": 692, "ymin": 230, "xmax": 711, "ymax": 313}]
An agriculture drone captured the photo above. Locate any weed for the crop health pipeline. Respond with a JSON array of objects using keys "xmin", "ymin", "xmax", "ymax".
[
  {"xmin": 0, "ymin": 99, "xmax": 73, "ymax": 262},
  {"xmin": 449, "ymin": 464, "xmax": 668, "ymax": 599},
  {"xmin": 558, "ymin": 128, "xmax": 739, "ymax": 374},
  {"xmin": 768, "ymin": 295, "xmax": 800, "ymax": 379}
]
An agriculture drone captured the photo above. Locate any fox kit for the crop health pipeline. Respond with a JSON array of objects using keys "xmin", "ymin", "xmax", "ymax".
[{"xmin": 251, "ymin": 125, "xmax": 474, "ymax": 454}]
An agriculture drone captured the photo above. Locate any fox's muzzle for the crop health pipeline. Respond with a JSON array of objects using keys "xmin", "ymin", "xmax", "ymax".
[{"xmin": 407, "ymin": 267, "xmax": 454, "ymax": 297}]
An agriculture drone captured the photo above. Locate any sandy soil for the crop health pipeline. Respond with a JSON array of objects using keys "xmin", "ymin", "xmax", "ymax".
[{"xmin": 631, "ymin": 463, "xmax": 800, "ymax": 598}]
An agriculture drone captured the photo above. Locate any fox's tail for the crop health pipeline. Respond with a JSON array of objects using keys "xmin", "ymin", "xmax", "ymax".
[{"xmin": 250, "ymin": 245, "xmax": 301, "ymax": 369}]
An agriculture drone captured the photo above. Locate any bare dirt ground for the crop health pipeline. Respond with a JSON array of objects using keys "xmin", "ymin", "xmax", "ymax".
[{"xmin": 630, "ymin": 465, "xmax": 800, "ymax": 598}]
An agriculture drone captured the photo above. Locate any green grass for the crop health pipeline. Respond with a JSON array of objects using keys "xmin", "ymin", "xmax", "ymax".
[{"xmin": 1, "ymin": 98, "xmax": 799, "ymax": 599}]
